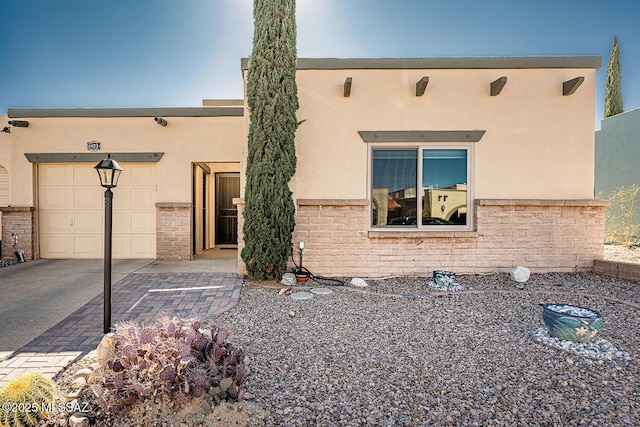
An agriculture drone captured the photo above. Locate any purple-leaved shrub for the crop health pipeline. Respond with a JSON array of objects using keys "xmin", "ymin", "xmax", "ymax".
[{"xmin": 91, "ymin": 315, "xmax": 249, "ymax": 414}]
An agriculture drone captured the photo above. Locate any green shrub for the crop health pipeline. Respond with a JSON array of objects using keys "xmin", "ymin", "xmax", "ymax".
[
  {"xmin": 91, "ymin": 315, "xmax": 249, "ymax": 414},
  {"xmin": 603, "ymin": 184, "xmax": 640, "ymax": 247},
  {"xmin": 0, "ymin": 372, "xmax": 56, "ymax": 427}
]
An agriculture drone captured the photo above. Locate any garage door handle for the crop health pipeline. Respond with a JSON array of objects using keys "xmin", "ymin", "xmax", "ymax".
[{"xmin": 69, "ymin": 218, "xmax": 73, "ymax": 226}]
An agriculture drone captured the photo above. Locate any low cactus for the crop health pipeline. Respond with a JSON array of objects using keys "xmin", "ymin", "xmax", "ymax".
[
  {"xmin": 0, "ymin": 372, "xmax": 56, "ymax": 427},
  {"xmin": 91, "ymin": 315, "xmax": 249, "ymax": 414}
]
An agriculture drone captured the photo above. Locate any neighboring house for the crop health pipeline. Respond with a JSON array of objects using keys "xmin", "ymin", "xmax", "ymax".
[
  {"xmin": 1, "ymin": 56, "xmax": 606, "ymax": 276},
  {"xmin": 595, "ymin": 107, "xmax": 640, "ymax": 232},
  {"xmin": 0, "ymin": 102, "xmax": 244, "ymax": 261}
]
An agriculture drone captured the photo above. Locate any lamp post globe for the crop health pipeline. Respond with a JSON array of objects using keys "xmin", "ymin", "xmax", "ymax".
[{"xmin": 94, "ymin": 153, "xmax": 123, "ymax": 188}]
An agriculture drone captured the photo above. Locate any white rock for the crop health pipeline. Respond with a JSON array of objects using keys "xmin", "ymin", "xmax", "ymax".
[
  {"xmin": 510, "ymin": 266, "xmax": 530, "ymax": 283},
  {"xmin": 72, "ymin": 368, "xmax": 93, "ymax": 380},
  {"xmin": 69, "ymin": 413, "xmax": 89, "ymax": 427},
  {"xmin": 281, "ymin": 273, "xmax": 296, "ymax": 285},
  {"xmin": 350, "ymin": 277, "xmax": 369, "ymax": 287}
]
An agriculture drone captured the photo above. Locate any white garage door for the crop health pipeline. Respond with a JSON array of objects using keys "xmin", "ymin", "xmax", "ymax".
[{"xmin": 38, "ymin": 163, "xmax": 156, "ymax": 259}]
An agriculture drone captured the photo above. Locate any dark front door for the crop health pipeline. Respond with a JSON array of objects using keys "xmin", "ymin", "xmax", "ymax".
[{"xmin": 215, "ymin": 173, "xmax": 240, "ymax": 246}]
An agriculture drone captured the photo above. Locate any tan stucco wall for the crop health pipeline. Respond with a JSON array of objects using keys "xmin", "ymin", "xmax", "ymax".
[
  {"xmin": 0, "ymin": 115, "xmax": 243, "ymax": 207},
  {"xmin": 242, "ymin": 66, "xmax": 596, "ymax": 201}
]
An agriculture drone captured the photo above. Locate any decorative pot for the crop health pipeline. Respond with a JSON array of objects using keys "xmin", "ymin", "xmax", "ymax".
[
  {"xmin": 433, "ymin": 270, "xmax": 455, "ymax": 288},
  {"xmin": 542, "ymin": 303, "xmax": 602, "ymax": 343},
  {"xmin": 293, "ymin": 269, "xmax": 310, "ymax": 283}
]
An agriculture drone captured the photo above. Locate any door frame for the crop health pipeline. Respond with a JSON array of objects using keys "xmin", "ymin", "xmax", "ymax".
[
  {"xmin": 192, "ymin": 163, "xmax": 210, "ymax": 255},
  {"xmin": 214, "ymin": 172, "xmax": 240, "ymax": 247}
]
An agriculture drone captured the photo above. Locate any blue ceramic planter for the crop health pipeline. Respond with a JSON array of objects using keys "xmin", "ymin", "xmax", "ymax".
[
  {"xmin": 433, "ymin": 270, "xmax": 456, "ymax": 288},
  {"xmin": 542, "ymin": 303, "xmax": 602, "ymax": 343}
]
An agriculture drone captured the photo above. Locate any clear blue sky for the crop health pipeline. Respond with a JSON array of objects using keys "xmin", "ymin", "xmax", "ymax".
[{"xmin": 1, "ymin": 0, "xmax": 638, "ymax": 127}]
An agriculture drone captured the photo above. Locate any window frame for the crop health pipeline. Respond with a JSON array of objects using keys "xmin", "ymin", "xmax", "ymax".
[{"xmin": 368, "ymin": 143, "xmax": 474, "ymax": 232}]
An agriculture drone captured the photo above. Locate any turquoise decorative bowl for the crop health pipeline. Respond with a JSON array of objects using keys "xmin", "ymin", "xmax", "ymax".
[
  {"xmin": 542, "ymin": 303, "xmax": 602, "ymax": 343},
  {"xmin": 433, "ymin": 270, "xmax": 456, "ymax": 288}
]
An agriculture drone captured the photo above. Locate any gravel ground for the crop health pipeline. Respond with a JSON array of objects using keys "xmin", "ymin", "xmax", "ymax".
[
  {"xmin": 0, "ymin": 259, "xmax": 18, "ymax": 268},
  {"xmin": 221, "ymin": 271, "xmax": 639, "ymax": 426},
  {"xmin": 604, "ymin": 244, "xmax": 640, "ymax": 264}
]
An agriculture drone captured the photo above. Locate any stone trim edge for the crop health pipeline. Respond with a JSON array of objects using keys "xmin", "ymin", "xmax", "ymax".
[
  {"xmin": 0, "ymin": 207, "xmax": 35, "ymax": 212},
  {"xmin": 155, "ymin": 203, "xmax": 191, "ymax": 208},
  {"xmin": 476, "ymin": 199, "xmax": 609, "ymax": 207}
]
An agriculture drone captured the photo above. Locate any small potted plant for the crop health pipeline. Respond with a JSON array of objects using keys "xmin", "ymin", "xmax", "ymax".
[{"xmin": 292, "ymin": 267, "xmax": 310, "ymax": 283}]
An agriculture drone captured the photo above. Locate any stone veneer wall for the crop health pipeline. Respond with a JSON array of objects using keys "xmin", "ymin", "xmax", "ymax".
[
  {"xmin": 156, "ymin": 203, "xmax": 191, "ymax": 261},
  {"xmin": 236, "ymin": 199, "xmax": 607, "ymax": 277},
  {"xmin": 0, "ymin": 207, "xmax": 35, "ymax": 260}
]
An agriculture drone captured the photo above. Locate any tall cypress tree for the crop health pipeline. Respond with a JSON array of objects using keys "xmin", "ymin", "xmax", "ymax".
[
  {"xmin": 242, "ymin": 0, "xmax": 299, "ymax": 280},
  {"xmin": 604, "ymin": 36, "xmax": 623, "ymax": 118}
]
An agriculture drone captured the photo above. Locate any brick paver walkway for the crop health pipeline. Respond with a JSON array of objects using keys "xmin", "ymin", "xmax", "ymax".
[{"xmin": 0, "ymin": 272, "xmax": 243, "ymax": 386}]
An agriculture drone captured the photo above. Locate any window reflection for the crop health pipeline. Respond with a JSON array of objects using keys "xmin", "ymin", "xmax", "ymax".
[
  {"xmin": 371, "ymin": 148, "xmax": 468, "ymax": 227},
  {"xmin": 372, "ymin": 150, "xmax": 417, "ymax": 226},
  {"xmin": 422, "ymin": 149, "xmax": 467, "ymax": 225}
]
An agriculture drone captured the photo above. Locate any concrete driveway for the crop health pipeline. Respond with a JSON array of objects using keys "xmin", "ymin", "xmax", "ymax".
[{"xmin": 0, "ymin": 259, "xmax": 154, "ymax": 353}]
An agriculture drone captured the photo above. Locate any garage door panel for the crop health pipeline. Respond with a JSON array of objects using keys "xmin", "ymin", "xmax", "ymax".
[
  {"xmin": 113, "ymin": 188, "xmax": 132, "ymax": 210},
  {"xmin": 130, "ymin": 236, "xmax": 155, "ymax": 257},
  {"xmin": 40, "ymin": 212, "xmax": 70, "ymax": 232},
  {"xmin": 73, "ymin": 188, "xmax": 102, "ymax": 209},
  {"xmin": 39, "ymin": 163, "xmax": 156, "ymax": 259},
  {"xmin": 112, "ymin": 236, "xmax": 126, "ymax": 257},
  {"xmin": 39, "ymin": 164, "xmax": 73, "ymax": 185},
  {"xmin": 73, "ymin": 164, "xmax": 98, "ymax": 185},
  {"xmin": 41, "ymin": 188, "xmax": 72, "ymax": 209},
  {"xmin": 112, "ymin": 212, "xmax": 129, "ymax": 233},
  {"xmin": 40, "ymin": 235, "xmax": 72, "ymax": 258},
  {"xmin": 74, "ymin": 212, "xmax": 102, "ymax": 233},
  {"xmin": 74, "ymin": 236, "xmax": 102, "ymax": 257}
]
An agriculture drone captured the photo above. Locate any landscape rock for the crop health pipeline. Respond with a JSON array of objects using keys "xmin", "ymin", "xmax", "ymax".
[
  {"xmin": 350, "ymin": 277, "xmax": 368, "ymax": 287},
  {"xmin": 281, "ymin": 273, "xmax": 296, "ymax": 285},
  {"xmin": 510, "ymin": 266, "xmax": 530, "ymax": 283},
  {"xmin": 68, "ymin": 413, "xmax": 89, "ymax": 427},
  {"xmin": 72, "ymin": 368, "xmax": 93, "ymax": 380}
]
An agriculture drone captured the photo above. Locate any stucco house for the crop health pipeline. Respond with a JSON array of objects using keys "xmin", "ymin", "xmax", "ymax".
[
  {"xmin": 1, "ymin": 56, "xmax": 606, "ymax": 277},
  {"xmin": 595, "ymin": 107, "xmax": 640, "ymax": 233}
]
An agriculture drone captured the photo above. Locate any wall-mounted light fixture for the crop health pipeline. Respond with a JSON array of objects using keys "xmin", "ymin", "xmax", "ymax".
[
  {"xmin": 563, "ymin": 77, "xmax": 584, "ymax": 96},
  {"xmin": 416, "ymin": 76, "xmax": 429, "ymax": 96},
  {"xmin": 8, "ymin": 120, "xmax": 29, "ymax": 127},
  {"xmin": 490, "ymin": 76, "xmax": 508, "ymax": 96},
  {"xmin": 154, "ymin": 117, "xmax": 168, "ymax": 127},
  {"xmin": 343, "ymin": 77, "xmax": 352, "ymax": 97},
  {"xmin": 1, "ymin": 127, "xmax": 10, "ymax": 133}
]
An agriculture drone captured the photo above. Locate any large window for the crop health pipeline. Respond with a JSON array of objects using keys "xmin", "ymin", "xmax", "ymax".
[{"xmin": 371, "ymin": 146, "xmax": 471, "ymax": 229}]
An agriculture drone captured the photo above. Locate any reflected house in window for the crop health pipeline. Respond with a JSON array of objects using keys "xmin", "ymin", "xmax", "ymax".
[
  {"xmin": 423, "ymin": 184, "xmax": 467, "ymax": 224},
  {"xmin": 371, "ymin": 148, "xmax": 468, "ymax": 227}
]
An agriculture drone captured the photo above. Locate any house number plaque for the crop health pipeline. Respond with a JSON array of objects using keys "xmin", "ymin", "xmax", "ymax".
[{"xmin": 87, "ymin": 140, "xmax": 101, "ymax": 151}]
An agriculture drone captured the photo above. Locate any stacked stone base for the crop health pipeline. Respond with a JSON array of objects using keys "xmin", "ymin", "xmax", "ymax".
[
  {"xmin": 0, "ymin": 207, "xmax": 35, "ymax": 260},
  {"xmin": 236, "ymin": 199, "xmax": 607, "ymax": 277}
]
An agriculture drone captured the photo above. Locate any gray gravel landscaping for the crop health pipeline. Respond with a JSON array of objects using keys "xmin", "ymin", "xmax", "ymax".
[{"xmin": 221, "ymin": 272, "xmax": 639, "ymax": 426}]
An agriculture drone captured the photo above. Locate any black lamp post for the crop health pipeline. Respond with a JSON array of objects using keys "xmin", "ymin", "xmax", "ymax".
[{"xmin": 94, "ymin": 154, "xmax": 123, "ymax": 333}]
